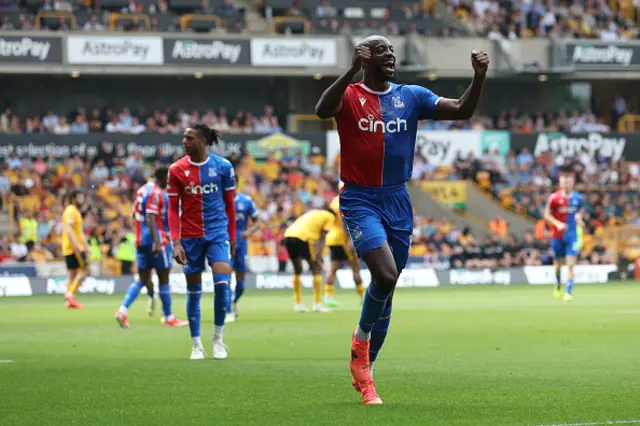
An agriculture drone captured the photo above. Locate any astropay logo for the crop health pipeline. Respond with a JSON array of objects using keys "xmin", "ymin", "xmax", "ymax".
[
  {"xmin": 171, "ymin": 39, "xmax": 243, "ymax": 64},
  {"xmin": 571, "ymin": 44, "xmax": 634, "ymax": 66},
  {"xmin": 251, "ymin": 38, "xmax": 337, "ymax": 67},
  {"xmin": 533, "ymin": 132, "xmax": 626, "ymax": 161},
  {"xmin": 67, "ymin": 36, "xmax": 163, "ymax": 65},
  {"xmin": 0, "ymin": 37, "xmax": 51, "ymax": 61}
]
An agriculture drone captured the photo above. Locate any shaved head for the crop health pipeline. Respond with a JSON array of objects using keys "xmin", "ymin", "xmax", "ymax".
[{"xmin": 358, "ymin": 35, "xmax": 391, "ymax": 48}]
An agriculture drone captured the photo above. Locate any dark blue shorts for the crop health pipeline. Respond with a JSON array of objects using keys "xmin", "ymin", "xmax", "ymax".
[
  {"xmin": 136, "ymin": 244, "xmax": 173, "ymax": 270},
  {"xmin": 340, "ymin": 182, "xmax": 413, "ymax": 272},
  {"xmin": 233, "ymin": 238, "xmax": 248, "ymax": 273},
  {"xmin": 181, "ymin": 238, "xmax": 231, "ymax": 274},
  {"xmin": 551, "ymin": 237, "xmax": 579, "ymax": 259}
]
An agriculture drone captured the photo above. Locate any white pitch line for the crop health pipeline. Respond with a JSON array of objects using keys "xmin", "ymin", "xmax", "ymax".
[
  {"xmin": 0, "ymin": 360, "xmax": 14, "ymax": 363},
  {"xmin": 539, "ymin": 420, "xmax": 640, "ymax": 426}
]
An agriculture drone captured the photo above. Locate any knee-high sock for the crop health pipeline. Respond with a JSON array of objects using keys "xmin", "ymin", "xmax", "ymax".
[
  {"xmin": 370, "ymin": 304, "xmax": 392, "ymax": 364},
  {"xmin": 293, "ymin": 274, "xmax": 302, "ymax": 305},
  {"xmin": 313, "ymin": 275, "xmax": 322, "ymax": 304},
  {"xmin": 213, "ymin": 273, "xmax": 229, "ymax": 328},
  {"xmin": 566, "ymin": 278, "xmax": 574, "ymax": 295},
  {"xmin": 355, "ymin": 282, "xmax": 391, "ymax": 342},
  {"xmin": 555, "ymin": 264, "xmax": 562, "ymax": 290},
  {"xmin": 186, "ymin": 283, "xmax": 202, "ymax": 338},
  {"xmin": 324, "ymin": 283, "xmax": 335, "ymax": 299},
  {"xmin": 234, "ymin": 280, "xmax": 245, "ymax": 304},
  {"xmin": 158, "ymin": 284, "xmax": 173, "ymax": 319},
  {"xmin": 120, "ymin": 281, "xmax": 144, "ymax": 312},
  {"xmin": 69, "ymin": 275, "xmax": 84, "ymax": 294}
]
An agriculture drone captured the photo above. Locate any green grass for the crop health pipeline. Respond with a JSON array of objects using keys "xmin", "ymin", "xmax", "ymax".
[{"xmin": 1, "ymin": 283, "xmax": 640, "ymax": 426}]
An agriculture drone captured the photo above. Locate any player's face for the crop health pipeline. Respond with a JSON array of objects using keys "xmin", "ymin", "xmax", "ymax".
[
  {"xmin": 367, "ymin": 39, "xmax": 396, "ymax": 82},
  {"xmin": 75, "ymin": 193, "xmax": 85, "ymax": 206},
  {"xmin": 559, "ymin": 173, "xmax": 574, "ymax": 190},
  {"xmin": 182, "ymin": 128, "xmax": 204, "ymax": 158}
]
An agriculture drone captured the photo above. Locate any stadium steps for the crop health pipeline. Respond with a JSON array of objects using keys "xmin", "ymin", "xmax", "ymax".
[
  {"xmin": 407, "ymin": 181, "xmax": 488, "ymax": 238},
  {"xmin": 465, "ymin": 182, "xmax": 535, "ymax": 236},
  {"xmin": 0, "ymin": 210, "xmax": 9, "ymax": 236}
]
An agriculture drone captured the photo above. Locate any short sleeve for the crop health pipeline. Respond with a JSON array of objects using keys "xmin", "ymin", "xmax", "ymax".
[
  {"xmin": 409, "ymin": 85, "xmax": 442, "ymax": 120},
  {"xmin": 335, "ymin": 85, "xmax": 354, "ymax": 118},
  {"xmin": 146, "ymin": 191, "xmax": 161, "ymax": 215},
  {"xmin": 167, "ymin": 166, "xmax": 182, "ymax": 197},
  {"xmin": 63, "ymin": 209, "xmax": 75, "ymax": 227},
  {"xmin": 222, "ymin": 161, "xmax": 236, "ymax": 191},
  {"xmin": 248, "ymin": 198, "xmax": 258, "ymax": 218}
]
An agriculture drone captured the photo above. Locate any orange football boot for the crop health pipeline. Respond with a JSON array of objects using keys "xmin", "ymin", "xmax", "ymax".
[
  {"xmin": 115, "ymin": 311, "xmax": 130, "ymax": 328},
  {"xmin": 360, "ymin": 380, "xmax": 383, "ymax": 405},
  {"xmin": 64, "ymin": 293, "xmax": 84, "ymax": 309},
  {"xmin": 164, "ymin": 317, "xmax": 189, "ymax": 327}
]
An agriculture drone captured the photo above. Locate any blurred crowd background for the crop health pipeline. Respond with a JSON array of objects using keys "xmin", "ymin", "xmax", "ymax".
[
  {"xmin": 1, "ymin": 0, "xmax": 640, "ymax": 37},
  {"xmin": 0, "ymin": 137, "xmax": 627, "ymax": 270}
]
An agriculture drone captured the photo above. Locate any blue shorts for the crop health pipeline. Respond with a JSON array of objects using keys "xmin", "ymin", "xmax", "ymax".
[
  {"xmin": 181, "ymin": 238, "xmax": 231, "ymax": 274},
  {"xmin": 551, "ymin": 237, "xmax": 579, "ymax": 259},
  {"xmin": 233, "ymin": 238, "xmax": 248, "ymax": 273},
  {"xmin": 340, "ymin": 182, "xmax": 413, "ymax": 272},
  {"xmin": 136, "ymin": 244, "xmax": 173, "ymax": 270}
]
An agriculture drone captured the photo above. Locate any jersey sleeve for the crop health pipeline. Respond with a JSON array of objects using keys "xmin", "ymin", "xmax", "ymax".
[
  {"xmin": 63, "ymin": 208, "xmax": 75, "ymax": 227},
  {"xmin": 409, "ymin": 85, "xmax": 442, "ymax": 120},
  {"xmin": 145, "ymin": 190, "xmax": 161, "ymax": 215},
  {"xmin": 222, "ymin": 160, "xmax": 236, "ymax": 191},
  {"xmin": 248, "ymin": 198, "xmax": 258, "ymax": 218},
  {"xmin": 167, "ymin": 165, "xmax": 182, "ymax": 197},
  {"xmin": 335, "ymin": 85, "xmax": 354, "ymax": 118}
]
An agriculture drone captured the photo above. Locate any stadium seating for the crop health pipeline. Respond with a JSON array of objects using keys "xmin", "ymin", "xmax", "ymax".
[{"xmin": 0, "ymin": 0, "xmax": 246, "ymax": 32}]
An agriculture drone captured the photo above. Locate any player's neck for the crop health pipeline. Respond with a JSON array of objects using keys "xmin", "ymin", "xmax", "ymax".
[
  {"xmin": 362, "ymin": 76, "xmax": 390, "ymax": 93},
  {"xmin": 189, "ymin": 150, "xmax": 208, "ymax": 164}
]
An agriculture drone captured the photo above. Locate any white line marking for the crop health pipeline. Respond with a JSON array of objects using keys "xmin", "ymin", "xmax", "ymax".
[
  {"xmin": 539, "ymin": 420, "xmax": 640, "ymax": 426},
  {"xmin": 0, "ymin": 360, "xmax": 14, "ymax": 363}
]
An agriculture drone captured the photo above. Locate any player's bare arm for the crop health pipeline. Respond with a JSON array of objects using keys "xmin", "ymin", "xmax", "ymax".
[
  {"xmin": 241, "ymin": 216, "xmax": 263, "ymax": 239},
  {"xmin": 435, "ymin": 51, "xmax": 489, "ymax": 120},
  {"xmin": 315, "ymin": 45, "xmax": 370, "ymax": 119},
  {"xmin": 544, "ymin": 202, "xmax": 566, "ymax": 231}
]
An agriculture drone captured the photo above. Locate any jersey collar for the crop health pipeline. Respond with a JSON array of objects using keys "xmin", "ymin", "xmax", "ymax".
[
  {"xmin": 360, "ymin": 83, "xmax": 393, "ymax": 95},
  {"xmin": 188, "ymin": 156, "xmax": 210, "ymax": 167}
]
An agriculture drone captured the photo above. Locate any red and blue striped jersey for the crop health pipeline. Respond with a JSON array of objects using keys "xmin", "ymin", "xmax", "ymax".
[
  {"xmin": 336, "ymin": 82, "xmax": 441, "ymax": 187},
  {"xmin": 167, "ymin": 153, "xmax": 236, "ymax": 240},
  {"xmin": 133, "ymin": 182, "xmax": 169, "ymax": 247}
]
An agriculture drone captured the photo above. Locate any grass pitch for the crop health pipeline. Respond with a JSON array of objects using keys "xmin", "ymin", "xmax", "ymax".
[{"xmin": 1, "ymin": 283, "xmax": 639, "ymax": 426}]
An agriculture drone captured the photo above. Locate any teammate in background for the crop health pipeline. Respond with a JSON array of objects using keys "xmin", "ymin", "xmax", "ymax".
[
  {"xmin": 225, "ymin": 192, "xmax": 262, "ymax": 323},
  {"xmin": 115, "ymin": 167, "xmax": 188, "ymax": 328},
  {"xmin": 544, "ymin": 165, "xmax": 584, "ymax": 302},
  {"xmin": 284, "ymin": 208, "xmax": 336, "ymax": 313},
  {"xmin": 62, "ymin": 190, "xmax": 90, "ymax": 309},
  {"xmin": 168, "ymin": 124, "xmax": 236, "ymax": 360},
  {"xmin": 324, "ymin": 187, "xmax": 365, "ymax": 307},
  {"xmin": 315, "ymin": 35, "xmax": 489, "ymax": 404}
]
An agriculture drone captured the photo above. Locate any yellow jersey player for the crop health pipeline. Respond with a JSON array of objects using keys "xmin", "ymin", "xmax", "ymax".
[
  {"xmin": 284, "ymin": 208, "xmax": 336, "ymax": 313},
  {"xmin": 325, "ymin": 193, "xmax": 365, "ymax": 307},
  {"xmin": 62, "ymin": 190, "xmax": 90, "ymax": 309}
]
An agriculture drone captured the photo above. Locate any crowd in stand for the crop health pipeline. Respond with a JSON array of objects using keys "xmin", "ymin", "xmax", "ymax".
[
  {"xmin": 0, "ymin": 106, "xmax": 282, "ymax": 135},
  {"xmin": 418, "ymin": 106, "xmax": 636, "ymax": 133},
  {"xmin": 450, "ymin": 0, "xmax": 640, "ymax": 39},
  {"xmin": 1, "ymin": 130, "xmax": 623, "ymax": 269},
  {"xmin": 0, "ymin": 0, "xmax": 247, "ymax": 32}
]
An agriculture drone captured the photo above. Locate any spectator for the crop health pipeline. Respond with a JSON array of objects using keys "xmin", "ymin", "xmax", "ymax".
[
  {"xmin": 84, "ymin": 15, "xmax": 105, "ymax": 31},
  {"xmin": 70, "ymin": 115, "xmax": 89, "ymax": 134},
  {"xmin": 53, "ymin": 117, "xmax": 71, "ymax": 135}
]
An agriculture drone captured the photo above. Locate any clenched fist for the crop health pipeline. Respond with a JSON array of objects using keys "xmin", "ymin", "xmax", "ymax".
[{"xmin": 471, "ymin": 50, "xmax": 489, "ymax": 76}]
